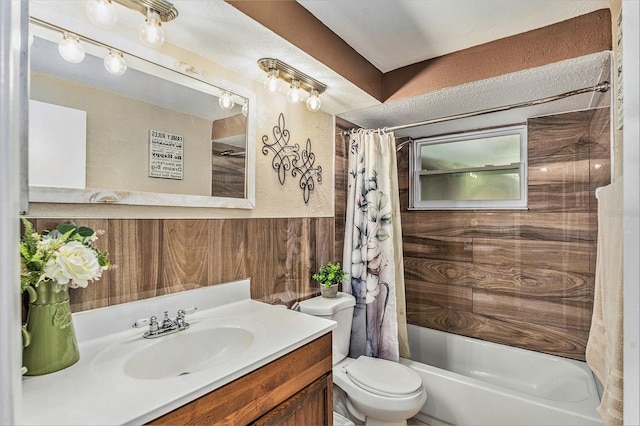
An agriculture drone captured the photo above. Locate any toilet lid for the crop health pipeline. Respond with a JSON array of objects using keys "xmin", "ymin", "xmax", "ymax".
[{"xmin": 344, "ymin": 356, "xmax": 423, "ymax": 397}]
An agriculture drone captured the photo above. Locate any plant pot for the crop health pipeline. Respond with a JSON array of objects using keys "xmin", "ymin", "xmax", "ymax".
[
  {"xmin": 321, "ymin": 284, "xmax": 339, "ymax": 298},
  {"xmin": 22, "ymin": 282, "xmax": 80, "ymax": 376}
]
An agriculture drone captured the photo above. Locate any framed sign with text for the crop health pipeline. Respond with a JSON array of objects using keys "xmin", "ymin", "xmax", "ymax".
[{"xmin": 149, "ymin": 129, "xmax": 184, "ymax": 180}]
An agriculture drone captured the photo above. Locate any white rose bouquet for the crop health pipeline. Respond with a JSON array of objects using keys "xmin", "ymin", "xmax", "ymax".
[{"xmin": 20, "ymin": 218, "xmax": 111, "ymax": 292}]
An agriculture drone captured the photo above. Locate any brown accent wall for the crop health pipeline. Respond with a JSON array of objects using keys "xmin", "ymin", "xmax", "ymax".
[
  {"xmin": 29, "ymin": 217, "xmax": 334, "ymax": 312},
  {"xmin": 336, "ymin": 108, "xmax": 610, "ymax": 361},
  {"xmin": 383, "ymin": 10, "xmax": 612, "ymax": 101}
]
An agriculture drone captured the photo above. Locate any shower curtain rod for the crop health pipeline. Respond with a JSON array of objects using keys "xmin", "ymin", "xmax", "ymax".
[{"xmin": 344, "ymin": 81, "xmax": 610, "ymax": 135}]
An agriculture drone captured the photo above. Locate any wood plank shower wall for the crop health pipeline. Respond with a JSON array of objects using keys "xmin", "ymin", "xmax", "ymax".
[{"xmin": 336, "ymin": 108, "xmax": 610, "ymax": 361}]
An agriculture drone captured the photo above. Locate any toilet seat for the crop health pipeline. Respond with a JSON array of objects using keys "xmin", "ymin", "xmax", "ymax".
[{"xmin": 344, "ymin": 356, "xmax": 423, "ymax": 398}]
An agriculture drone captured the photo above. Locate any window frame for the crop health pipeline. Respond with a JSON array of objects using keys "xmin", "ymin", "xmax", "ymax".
[{"xmin": 409, "ymin": 125, "xmax": 528, "ymax": 210}]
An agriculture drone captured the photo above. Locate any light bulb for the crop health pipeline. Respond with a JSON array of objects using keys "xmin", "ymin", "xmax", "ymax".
[
  {"xmin": 58, "ymin": 33, "xmax": 85, "ymax": 64},
  {"xmin": 104, "ymin": 49, "xmax": 127, "ymax": 75},
  {"xmin": 139, "ymin": 9, "xmax": 164, "ymax": 48},
  {"xmin": 86, "ymin": 0, "xmax": 117, "ymax": 30},
  {"xmin": 242, "ymin": 101, "xmax": 248, "ymax": 117},
  {"xmin": 306, "ymin": 89, "xmax": 321, "ymax": 112},
  {"xmin": 219, "ymin": 92, "xmax": 235, "ymax": 110},
  {"xmin": 264, "ymin": 68, "xmax": 279, "ymax": 93},
  {"xmin": 287, "ymin": 79, "xmax": 303, "ymax": 104}
]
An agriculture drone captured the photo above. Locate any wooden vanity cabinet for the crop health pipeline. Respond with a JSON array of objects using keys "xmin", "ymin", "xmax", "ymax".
[{"xmin": 149, "ymin": 332, "xmax": 333, "ymax": 426}]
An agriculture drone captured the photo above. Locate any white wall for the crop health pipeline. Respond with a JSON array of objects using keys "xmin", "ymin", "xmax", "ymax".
[
  {"xmin": 0, "ymin": 2, "xmax": 26, "ymax": 424},
  {"xmin": 621, "ymin": 0, "xmax": 639, "ymax": 423}
]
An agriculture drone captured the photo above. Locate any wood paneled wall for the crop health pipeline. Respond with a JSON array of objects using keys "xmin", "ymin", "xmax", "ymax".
[
  {"xmin": 335, "ymin": 108, "xmax": 610, "ymax": 361},
  {"xmin": 334, "ymin": 122, "xmax": 350, "ymax": 262},
  {"xmin": 30, "ymin": 217, "xmax": 334, "ymax": 312}
]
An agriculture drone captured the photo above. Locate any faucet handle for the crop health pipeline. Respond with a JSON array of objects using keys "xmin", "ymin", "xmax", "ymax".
[
  {"xmin": 161, "ymin": 311, "xmax": 177, "ymax": 329},
  {"xmin": 178, "ymin": 306, "xmax": 197, "ymax": 316},
  {"xmin": 149, "ymin": 316, "xmax": 159, "ymax": 332},
  {"xmin": 132, "ymin": 316, "xmax": 159, "ymax": 331},
  {"xmin": 132, "ymin": 317, "xmax": 150, "ymax": 328},
  {"xmin": 176, "ymin": 307, "xmax": 196, "ymax": 329}
]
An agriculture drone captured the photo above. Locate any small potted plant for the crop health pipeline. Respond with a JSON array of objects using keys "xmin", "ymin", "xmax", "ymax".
[{"xmin": 312, "ymin": 261, "xmax": 347, "ymax": 298}]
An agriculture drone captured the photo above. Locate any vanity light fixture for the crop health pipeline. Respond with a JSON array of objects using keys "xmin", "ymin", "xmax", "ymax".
[
  {"xmin": 86, "ymin": 0, "xmax": 118, "ymax": 30},
  {"xmin": 306, "ymin": 89, "xmax": 321, "ymax": 112},
  {"xmin": 139, "ymin": 8, "xmax": 165, "ymax": 48},
  {"xmin": 258, "ymin": 58, "xmax": 327, "ymax": 112},
  {"xmin": 264, "ymin": 68, "xmax": 279, "ymax": 93},
  {"xmin": 35, "ymin": 17, "xmax": 131, "ymax": 77},
  {"xmin": 242, "ymin": 101, "xmax": 248, "ymax": 117},
  {"xmin": 86, "ymin": 0, "xmax": 178, "ymax": 49},
  {"xmin": 58, "ymin": 32, "xmax": 86, "ymax": 64},
  {"xmin": 286, "ymin": 79, "xmax": 303, "ymax": 104},
  {"xmin": 104, "ymin": 49, "xmax": 127, "ymax": 75},
  {"xmin": 218, "ymin": 92, "xmax": 235, "ymax": 110},
  {"xmin": 112, "ymin": 0, "xmax": 178, "ymax": 22}
]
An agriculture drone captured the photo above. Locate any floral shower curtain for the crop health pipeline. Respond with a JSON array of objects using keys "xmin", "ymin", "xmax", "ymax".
[{"xmin": 343, "ymin": 129, "xmax": 410, "ymax": 362}]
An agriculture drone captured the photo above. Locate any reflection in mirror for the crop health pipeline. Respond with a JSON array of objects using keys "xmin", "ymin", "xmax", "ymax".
[{"xmin": 28, "ymin": 18, "xmax": 254, "ymax": 208}]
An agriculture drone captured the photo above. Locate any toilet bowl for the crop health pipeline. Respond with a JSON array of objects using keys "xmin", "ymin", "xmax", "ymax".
[
  {"xmin": 298, "ymin": 292, "xmax": 426, "ymax": 425},
  {"xmin": 334, "ymin": 356, "xmax": 427, "ymax": 425},
  {"xmin": 333, "ymin": 410, "xmax": 355, "ymax": 426}
]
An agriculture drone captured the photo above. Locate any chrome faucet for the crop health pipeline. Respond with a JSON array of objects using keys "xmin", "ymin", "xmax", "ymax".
[
  {"xmin": 176, "ymin": 309, "xmax": 189, "ymax": 329},
  {"xmin": 133, "ymin": 307, "xmax": 197, "ymax": 339}
]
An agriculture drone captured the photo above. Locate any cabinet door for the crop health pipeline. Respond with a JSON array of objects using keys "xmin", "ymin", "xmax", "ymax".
[{"xmin": 253, "ymin": 373, "xmax": 333, "ymax": 426}]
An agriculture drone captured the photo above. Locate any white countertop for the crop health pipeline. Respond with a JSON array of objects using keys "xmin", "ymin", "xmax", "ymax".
[{"xmin": 21, "ymin": 280, "xmax": 335, "ymax": 425}]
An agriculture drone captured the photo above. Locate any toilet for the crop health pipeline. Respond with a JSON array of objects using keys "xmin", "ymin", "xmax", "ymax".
[{"xmin": 298, "ymin": 292, "xmax": 426, "ymax": 426}]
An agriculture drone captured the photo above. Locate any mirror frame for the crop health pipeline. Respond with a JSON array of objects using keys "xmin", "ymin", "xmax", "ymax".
[{"xmin": 27, "ymin": 15, "xmax": 256, "ymax": 210}]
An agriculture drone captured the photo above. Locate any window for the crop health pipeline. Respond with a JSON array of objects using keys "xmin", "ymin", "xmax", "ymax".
[{"xmin": 410, "ymin": 125, "xmax": 527, "ymax": 210}]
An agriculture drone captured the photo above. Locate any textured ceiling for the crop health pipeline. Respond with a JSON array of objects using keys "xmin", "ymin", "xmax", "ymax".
[{"xmin": 340, "ymin": 52, "xmax": 611, "ymax": 138}]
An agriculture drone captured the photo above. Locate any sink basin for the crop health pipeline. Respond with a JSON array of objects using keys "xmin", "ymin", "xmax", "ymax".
[
  {"xmin": 124, "ymin": 326, "xmax": 255, "ymax": 379},
  {"xmin": 91, "ymin": 316, "xmax": 269, "ymax": 381}
]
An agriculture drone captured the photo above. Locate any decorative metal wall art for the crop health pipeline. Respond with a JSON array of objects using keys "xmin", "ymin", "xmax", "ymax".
[{"xmin": 262, "ymin": 113, "xmax": 322, "ymax": 203}]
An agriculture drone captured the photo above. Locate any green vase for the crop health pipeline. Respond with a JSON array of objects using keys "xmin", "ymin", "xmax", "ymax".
[{"xmin": 22, "ymin": 282, "xmax": 80, "ymax": 376}]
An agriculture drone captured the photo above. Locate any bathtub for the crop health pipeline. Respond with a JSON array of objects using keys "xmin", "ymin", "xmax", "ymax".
[{"xmin": 400, "ymin": 324, "xmax": 603, "ymax": 426}]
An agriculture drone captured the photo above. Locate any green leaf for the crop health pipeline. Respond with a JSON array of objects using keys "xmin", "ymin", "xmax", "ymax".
[
  {"xmin": 77, "ymin": 226, "xmax": 95, "ymax": 237},
  {"xmin": 19, "ymin": 244, "xmax": 32, "ymax": 259},
  {"xmin": 21, "ymin": 217, "xmax": 35, "ymax": 237},
  {"xmin": 376, "ymin": 192, "xmax": 389, "ymax": 210},
  {"xmin": 376, "ymin": 229, "xmax": 390, "ymax": 241},
  {"xmin": 380, "ymin": 213, "xmax": 392, "ymax": 224},
  {"xmin": 56, "ymin": 223, "xmax": 77, "ymax": 235}
]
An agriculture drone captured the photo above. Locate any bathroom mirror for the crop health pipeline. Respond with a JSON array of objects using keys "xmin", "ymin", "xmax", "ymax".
[{"xmin": 27, "ymin": 18, "xmax": 256, "ymax": 209}]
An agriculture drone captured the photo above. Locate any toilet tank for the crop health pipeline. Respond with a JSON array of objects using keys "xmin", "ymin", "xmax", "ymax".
[{"xmin": 298, "ymin": 292, "xmax": 356, "ymax": 364}]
